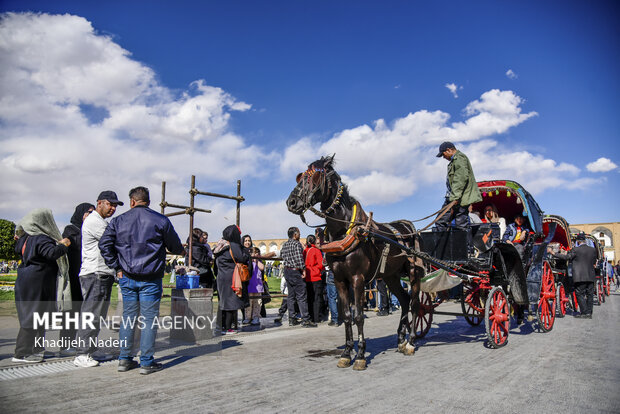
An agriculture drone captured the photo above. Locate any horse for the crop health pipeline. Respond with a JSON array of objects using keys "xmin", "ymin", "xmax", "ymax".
[{"xmin": 286, "ymin": 155, "xmax": 425, "ymax": 370}]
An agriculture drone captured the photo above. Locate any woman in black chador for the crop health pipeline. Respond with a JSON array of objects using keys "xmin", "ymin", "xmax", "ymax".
[
  {"xmin": 59, "ymin": 203, "xmax": 94, "ymax": 351},
  {"xmin": 214, "ymin": 225, "xmax": 250, "ymax": 334}
]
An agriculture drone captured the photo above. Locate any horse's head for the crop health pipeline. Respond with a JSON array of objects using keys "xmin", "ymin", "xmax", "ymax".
[{"xmin": 286, "ymin": 154, "xmax": 339, "ymax": 215}]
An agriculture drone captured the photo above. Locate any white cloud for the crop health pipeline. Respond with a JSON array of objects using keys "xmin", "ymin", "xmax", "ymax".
[
  {"xmin": 0, "ymin": 12, "xmax": 275, "ymax": 221},
  {"xmin": 506, "ymin": 69, "xmax": 517, "ymax": 79},
  {"xmin": 445, "ymin": 83, "xmax": 460, "ymax": 98},
  {"xmin": 586, "ymin": 157, "xmax": 618, "ymax": 173},
  {"xmin": 279, "ymin": 89, "xmax": 595, "ymax": 205}
]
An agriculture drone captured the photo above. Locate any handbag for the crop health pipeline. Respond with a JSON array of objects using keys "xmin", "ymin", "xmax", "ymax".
[
  {"xmin": 230, "ymin": 247, "xmax": 250, "ymax": 282},
  {"xmin": 262, "ymin": 279, "xmax": 272, "ymax": 304}
]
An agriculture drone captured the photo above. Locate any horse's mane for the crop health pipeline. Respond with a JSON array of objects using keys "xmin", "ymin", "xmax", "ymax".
[{"xmin": 308, "ymin": 155, "xmax": 357, "ymax": 209}]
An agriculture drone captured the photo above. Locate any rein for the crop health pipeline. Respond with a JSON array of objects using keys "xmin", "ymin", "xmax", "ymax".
[{"xmin": 295, "ymin": 165, "xmax": 456, "ymax": 237}]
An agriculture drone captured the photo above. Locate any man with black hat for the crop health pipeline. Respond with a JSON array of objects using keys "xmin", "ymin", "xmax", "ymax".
[
  {"xmin": 435, "ymin": 142, "xmax": 482, "ymax": 230},
  {"xmin": 74, "ymin": 190, "xmax": 123, "ymax": 368},
  {"xmin": 547, "ymin": 233, "xmax": 597, "ymax": 318}
]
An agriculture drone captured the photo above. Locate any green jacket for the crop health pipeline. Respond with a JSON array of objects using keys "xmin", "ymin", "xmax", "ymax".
[{"xmin": 447, "ymin": 150, "xmax": 482, "ymax": 206}]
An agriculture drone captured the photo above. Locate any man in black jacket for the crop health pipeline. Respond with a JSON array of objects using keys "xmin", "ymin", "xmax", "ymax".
[
  {"xmin": 548, "ymin": 233, "xmax": 597, "ymax": 318},
  {"xmin": 99, "ymin": 186, "xmax": 184, "ymax": 374}
]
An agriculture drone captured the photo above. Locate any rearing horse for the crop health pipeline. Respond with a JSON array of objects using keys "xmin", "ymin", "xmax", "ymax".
[{"xmin": 286, "ymin": 155, "xmax": 425, "ymax": 370}]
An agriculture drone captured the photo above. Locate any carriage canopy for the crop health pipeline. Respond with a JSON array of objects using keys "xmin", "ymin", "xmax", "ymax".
[
  {"xmin": 543, "ymin": 215, "xmax": 573, "ymax": 250},
  {"xmin": 472, "ymin": 180, "xmax": 544, "ymax": 234}
]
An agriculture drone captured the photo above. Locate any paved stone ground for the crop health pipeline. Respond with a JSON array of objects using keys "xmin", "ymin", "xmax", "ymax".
[{"xmin": 0, "ymin": 292, "xmax": 619, "ymax": 413}]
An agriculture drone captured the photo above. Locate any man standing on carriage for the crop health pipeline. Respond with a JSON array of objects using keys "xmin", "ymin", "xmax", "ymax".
[
  {"xmin": 434, "ymin": 142, "xmax": 482, "ymax": 229},
  {"xmin": 547, "ymin": 233, "xmax": 597, "ymax": 318}
]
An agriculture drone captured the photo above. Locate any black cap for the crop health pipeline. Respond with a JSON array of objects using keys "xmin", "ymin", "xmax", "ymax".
[
  {"xmin": 97, "ymin": 191, "xmax": 124, "ymax": 206},
  {"xmin": 576, "ymin": 232, "xmax": 586, "ymax": 241},
  {"xmin": 436, "ymin": 141, "xmax": 456, "ymax": 157}
]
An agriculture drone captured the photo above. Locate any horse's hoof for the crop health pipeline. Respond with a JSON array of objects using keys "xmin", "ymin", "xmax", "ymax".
[
  {"xmin": 403, "ymin": 343, "xmax": 415, "ymax": 356},
  {"xmin": 337, "ymin": 358, "xmax": 351, "ymax": 368},
  {"xmin": 397, "ymin": 341, "xmax": 407, "ymax": 353},
  {"xmin": 352, "ymin": 359, "xmax": 367, "ymax": 371}
]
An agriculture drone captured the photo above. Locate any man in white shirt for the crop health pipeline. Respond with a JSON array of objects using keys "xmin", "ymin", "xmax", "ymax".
[{"xmin": 74, "ymin": 191, "xmax": 123, "ymax": 368}]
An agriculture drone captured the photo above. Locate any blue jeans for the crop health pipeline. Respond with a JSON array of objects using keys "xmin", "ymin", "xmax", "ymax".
[
  {"xmin": 326, "ymin": 281, "xmax": 339, "ymax": 323},
  {"xmin": 118, "ymin": 276, "xmax": 162, "ymax": 367}
]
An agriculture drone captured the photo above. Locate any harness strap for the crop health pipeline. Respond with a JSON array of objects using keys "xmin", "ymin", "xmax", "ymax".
[
  {"xmin": 379, "ymin": 243, "xmax": 390, "ymax": 274},
  {"xmin": 346, "ymin": 203, "xmax": 358, "ymax": 235}
]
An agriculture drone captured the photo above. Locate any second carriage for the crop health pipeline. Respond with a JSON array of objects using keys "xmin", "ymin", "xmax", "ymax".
[{"xmin": 543, "ymin": 214, "xmax": 574, "ymax": 317}]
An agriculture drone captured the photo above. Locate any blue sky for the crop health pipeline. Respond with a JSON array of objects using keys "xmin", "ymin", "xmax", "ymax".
[{"xmin": 0, "ymin": 1, "xmax": 618, "ymax": 239}]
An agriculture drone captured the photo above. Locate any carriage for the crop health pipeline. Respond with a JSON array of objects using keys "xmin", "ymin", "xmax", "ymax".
[
  {"xmin": 543, "ymin": 215, "xmax": 574, "ymax": 317},
  {"xmin": 408, "ymin": 180, "xmax": 557, "ymax": 348},
  {"xmin": 287, "ymin": 158, "xmax": 560, "ymax": 369}
]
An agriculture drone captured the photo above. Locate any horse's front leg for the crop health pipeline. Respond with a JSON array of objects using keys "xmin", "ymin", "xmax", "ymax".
[
  {"xmin": 335, "ymin": 279, "xmax": 353, "ymax": 368},
  {"xmin": 352, "ymin": 274, "xmax": 367, "ymax": 370}
]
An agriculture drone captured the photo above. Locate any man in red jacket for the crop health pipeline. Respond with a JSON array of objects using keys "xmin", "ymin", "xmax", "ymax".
[{"xmin": 304, "ymin": 234, "xmax": 325, "ymax": 323}]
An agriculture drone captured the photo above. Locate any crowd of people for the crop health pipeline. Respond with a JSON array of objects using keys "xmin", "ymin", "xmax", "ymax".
[{"xmin": 12, "ymin": 187, "xmax": 184, "ymax": 374}]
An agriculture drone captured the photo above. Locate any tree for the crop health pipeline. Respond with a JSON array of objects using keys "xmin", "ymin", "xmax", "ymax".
[{"xmin": 0, "ymin": 219, "xmax": 19, "ymax": 261}]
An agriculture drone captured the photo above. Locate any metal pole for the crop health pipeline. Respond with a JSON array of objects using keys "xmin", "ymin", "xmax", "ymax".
[
  {"xmin": 161, "ymin": 181, "xmax": 166, "ymax": 214},
  {"xmin": 236, "ymin": 179, "xmax": 241, "ymax": 228},
  {"xmin": 188, "ymin": 175, "xmax": 195, "ymax": 267}
]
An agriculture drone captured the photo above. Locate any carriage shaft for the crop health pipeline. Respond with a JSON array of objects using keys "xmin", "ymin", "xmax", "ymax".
[{"xmin": 364, "ymin": 230, "xmax": 474, "ymax": 282}]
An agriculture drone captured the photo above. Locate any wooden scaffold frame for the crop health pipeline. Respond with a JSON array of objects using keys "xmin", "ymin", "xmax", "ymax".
[{"xmin": 160, "ymin": 175, "xmax": 245, "ymax": 266}]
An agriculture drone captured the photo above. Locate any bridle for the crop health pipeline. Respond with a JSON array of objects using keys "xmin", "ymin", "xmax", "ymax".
[{"xmin": 294, "ymin": 165, "xmax": 345, "ymax": 225}]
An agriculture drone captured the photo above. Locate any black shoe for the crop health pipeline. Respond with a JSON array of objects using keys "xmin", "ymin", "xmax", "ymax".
[
  {"xmin": 289, "ymin": 319, "xmax": 300, "ymax": 326},
  {"xmin": 140, "ymin": 362, "xmax": 163, "ymax": 375},
  {"xmin": 118, "ymin": 359, "xmax": 139, "ymax": 372},
  {"xmin": 274, "ymin": 315, "xmax": 283, "ymax": 324},
  {"xmin": 302, "ymin": 320, "xmax": 317, "ymax": 328},
  {"xmin": 583, "ymin": 314, "xmax": 592, "ymax": 319},
  {"xmin": 328, "ymin": 321, "xmax": 337, "ymax": 326},
  {"xmin": 377, "ymin": 309, "xmax": 389, "ymax": 316}
]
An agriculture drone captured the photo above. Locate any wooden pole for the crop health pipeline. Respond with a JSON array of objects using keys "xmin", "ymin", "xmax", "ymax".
[
  {"xmin": 161, "ymin": 181, "xmax": 166, "ymax": 214},
  {"xmin": 188, "ymin": 175, "xmax": 195, "ymax": 267},
  {"xmin": 236, "ymin": 179, "xmax": 241, "ymax": 228}
]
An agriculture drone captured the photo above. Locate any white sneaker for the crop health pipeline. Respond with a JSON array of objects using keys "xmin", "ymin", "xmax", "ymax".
[
  {"xmin": 12, "ymin": 355, "xmax": 43, "ymax": 363},
  {"xmin": 242, "ymin": 318, "xmax": 250, "ymax": 325},
  {"xmin": 251, "ymin": 317, "xmax": 260, "ymax": 325},
  {"xmin": 74, "ymin": 354, "xmax": 99, "ymax": 367}
]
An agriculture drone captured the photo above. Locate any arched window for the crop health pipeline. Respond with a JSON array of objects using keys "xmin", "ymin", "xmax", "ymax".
[{"xmin": 592, "ymin": 226, "xmax": 613, "ymax": 248}]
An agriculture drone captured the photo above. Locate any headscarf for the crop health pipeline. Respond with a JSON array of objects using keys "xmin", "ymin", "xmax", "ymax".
[
  {"xmin": 16, "ymin": 208, "xmax": 71, "ymax": 311},
  {"xmin": 70, "ymin": 202, "xmax": 95, "ymax": 228},
  {"xmin": 222, "ymin": 225, "xmax": 242, "ymax": 245},
  {"xmin": 214, "ymin": 225, "xmax": 241, "ymax": 254},
  {"xmin": 484, "ymin": 204, "xmax": 500, "ymax": 223}
]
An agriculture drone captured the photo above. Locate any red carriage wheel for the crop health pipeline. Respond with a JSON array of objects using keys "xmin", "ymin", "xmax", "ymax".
[
  {"xmin": 413, "ymin": 291, "xmax": 433, "ymax": 338},
  {"xmin": 461, "ymin": 282, "xmax": 484, "ymax": 326},
  {"xmin": 605, "ymin": 275, "xmax": 610, "ymax": 296},
  {"xmin": 571, "ymin": 291, "xmax": 579, "ymax": 312},
  {"xmin": 484, "ymin": 286, "xmax": 509, "ymax": 348},
  {"xmin": 556, "ymin": 283, "xmax": 568, "ymax": 318},
  {"xmin": 597, "ymin": 279, "xmax": 604, "ymax": 304},
  {"xmin": 537, "ymin": 261, "xmax": 556, "ymax": 332}
]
